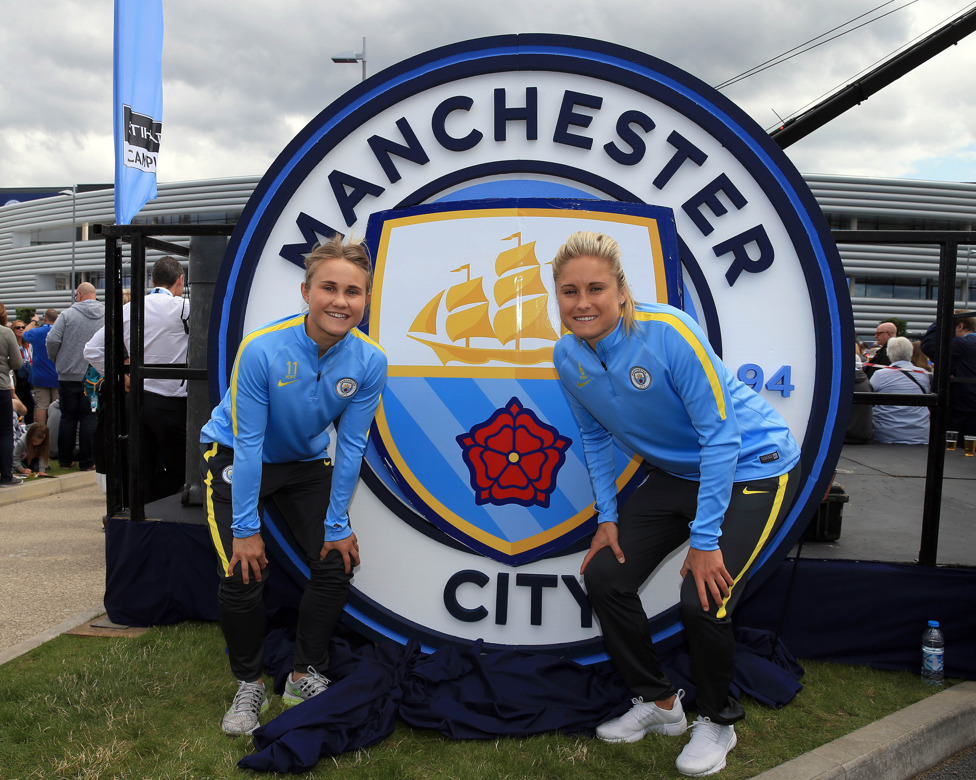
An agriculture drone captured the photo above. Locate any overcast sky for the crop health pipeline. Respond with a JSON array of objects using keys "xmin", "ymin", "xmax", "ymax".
[{"xmin": 2, "ymin": 0, "xmax": 975, "ymax": 189}]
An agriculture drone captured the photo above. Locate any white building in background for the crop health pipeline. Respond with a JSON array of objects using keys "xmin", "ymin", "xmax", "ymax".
[
  {"xmin": 806, "ymin": 175, "xmax": 976, "ymax": 338},
  {"xmin": 0, "ymin": 179, "xmax": 250, "ymax": 311},
  {"xmin": 0, "ymin": 174, "xmax": 973, "ymax": 341}
]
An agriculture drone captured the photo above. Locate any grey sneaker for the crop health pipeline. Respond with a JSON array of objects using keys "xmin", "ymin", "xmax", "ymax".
[
  {"xmin": 282, "ymin": 666, "xmax": 330, "ymax": 707},
  {"xmin": 596, "ymin": 690, "xmax": 687, "ymax": 743},
  {"xmin": 0, "ymin": 476, "xmax": 24, "ymax": 488},
  {"xmin": 221, "ymin": 679, "xmax": 268, "ymax": 736},
  {"xmin": 676, "ymin": 716, "xmax": 737, "ymax": 776}
]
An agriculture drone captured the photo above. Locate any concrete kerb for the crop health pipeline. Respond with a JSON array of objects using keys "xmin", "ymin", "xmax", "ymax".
[
  {"xmin": 0, "ymin": 604, "xmax": 106, "ymax": 667},
  {"xmin": 753, "ymin": 681, "xmax": 976, "ymax": 780},
  {"xmin": 0, "ymin": 470, "xmax": 97, "ymax": 507}
]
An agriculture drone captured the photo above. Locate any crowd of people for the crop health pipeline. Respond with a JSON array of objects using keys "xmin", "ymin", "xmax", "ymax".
[
  {"xmin": 2, "ymin": 257, "xmax": 190, "ymax": 493},
  {"xmin": 1, "ymin": 288, "xmax": 105, "ymax": 488},
  {"xmin": 4, "ymin": 238, "xmax": 976, "ymax": 777},
  {"xmin": 853, "ymin": 314, "xmax": 976, "ymax": 446}
]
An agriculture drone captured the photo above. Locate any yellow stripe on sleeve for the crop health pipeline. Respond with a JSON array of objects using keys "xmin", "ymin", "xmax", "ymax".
[
  {"xmin": 229, "ymin": 315, "xmax": 306, "ymax": 437},
  {"xmin": 637, "ymin": 311, "xmax": 726, "ymax": 420},
  {"xmin": 350, "ymin": 327, "xmax": 387, "ymax": 355}
]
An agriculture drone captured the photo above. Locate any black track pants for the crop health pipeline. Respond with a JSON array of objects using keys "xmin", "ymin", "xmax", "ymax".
[
  {"xmin": 584, "ymin": 464, "xmax": 800, "ymax": 724},
  {"xmin": 201, "ymin": 442, "xmax": 353, "ymax": 682}
]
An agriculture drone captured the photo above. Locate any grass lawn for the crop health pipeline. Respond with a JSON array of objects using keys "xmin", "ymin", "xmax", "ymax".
[
  {"xmin": 0, "ymin": 621, "xmax": 948, "ymax": 779},
  {"xmin": 16, "ymin": 463, "xmax": 86, "ymax": 479},
  {"xmin": 44, "ymin": 463, "xmax": 89, "ymax": 478}
]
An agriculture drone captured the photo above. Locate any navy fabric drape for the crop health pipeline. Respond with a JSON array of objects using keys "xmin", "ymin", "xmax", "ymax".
[
  {"xmin": 737, "ymin": 557, "xmax": 976, "ymax": 679},
  {"xmin": 104, "ymin": 516, "xmax": 218, "ymax": 625},
  {"xmin": 240, "ymin": 621, "xmax": 802, "ymax": 774}
]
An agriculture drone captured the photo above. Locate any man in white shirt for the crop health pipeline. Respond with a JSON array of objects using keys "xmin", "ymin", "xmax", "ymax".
[{"xmin": 86, "ymin": 256, "xmax": 190, "ymax": 501}]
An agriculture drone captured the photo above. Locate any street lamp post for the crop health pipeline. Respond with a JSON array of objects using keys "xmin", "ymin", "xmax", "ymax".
[
  {"xmin": 59, "ymin": 185, "xmax": 77, "ymax": 301},
  {"xmin": 965, "ymin": 246, "xmax": 974, "ymax": 306},
  {"xmin": 331, "ymin": 36, "xmax": 367, "ymax": 81}
]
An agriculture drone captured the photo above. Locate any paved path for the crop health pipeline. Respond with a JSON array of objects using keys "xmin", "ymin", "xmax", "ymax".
[
  {"xmin": 915, "ymin": 744, "xmax": 976, "ymax": 778},
  {"xmin": 0, "ymin": 474, "xmax": 105, "ymax": 660},
  {"xmin": 797, "ymin": 441, "xmax": 976, "ymax": 566}
]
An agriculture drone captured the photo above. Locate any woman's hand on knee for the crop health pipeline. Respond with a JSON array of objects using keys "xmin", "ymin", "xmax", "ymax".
[
  {"xmin": 229, "ymin": 533, "xmax": 268, "ymax": 584},
  {"xmin": 580, "ymin": 521, "xmax": 625, "ymax": 575},
  {"xmin": 321, "ymin": 531, "xmax": 360, "ymax": 574},
  {"xmin": 680, "ymin": 547, "xmax": 734, "ymax": 612}
]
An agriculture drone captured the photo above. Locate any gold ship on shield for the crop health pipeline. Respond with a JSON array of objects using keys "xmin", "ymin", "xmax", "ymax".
[{"xmin": 408, "ymin": 233, "xmax": 560, "ymax": 365}]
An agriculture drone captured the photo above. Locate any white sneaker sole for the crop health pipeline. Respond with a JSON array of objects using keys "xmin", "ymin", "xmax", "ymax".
[
  {"xmin": 677, "ymin": 731, "xmax": 738, "ymax": 776},
  {"xmin": 222, "ymin": 720, "xmax": 260, "ymax": 737},
  {"xmin": 597, "ymin": 717, "xmax": 687, "ymax": 743}
]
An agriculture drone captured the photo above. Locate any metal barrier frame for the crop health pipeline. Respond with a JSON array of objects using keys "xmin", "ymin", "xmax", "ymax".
[
  {"xmin": 92, "ymin": 224, "xmax": 973, "ymax": 563},
  {"xmin": 93, "ymin": 223, "xmax": 234, "ymax": 522},
  {"xmin": 835, "ymin": 229, "xmax": 976, "ymax": 565}
]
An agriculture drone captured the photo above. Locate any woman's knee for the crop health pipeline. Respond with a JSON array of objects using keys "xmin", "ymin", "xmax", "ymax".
[
  {"xmin": 679, "ymin": 578, "xmax": 730, "ymax": 627},
  {"xmin": 307, "ymin": 553, "xmax": 353, "ymax": 589},
  {"xmin": 583, "ymin": 550, "xmax": 632, "ymax": 602},
  {"xmin": 218, "ymin": 575, "xmax": 266, "ymax": 611}
]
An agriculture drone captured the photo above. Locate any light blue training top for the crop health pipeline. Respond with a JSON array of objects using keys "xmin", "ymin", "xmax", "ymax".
[
  {"xmin": 553, "ymin": 302, "xmax": 800, "ymax": 550},
  {"xmin": 201, "ymin": 313, "xmax": 387, "ymax": 541}
]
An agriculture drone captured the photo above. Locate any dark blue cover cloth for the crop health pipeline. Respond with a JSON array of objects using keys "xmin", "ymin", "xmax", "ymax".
[
  {"xmin": 103, "ymin": 516, "xmax": 218, "ymax": 625},
  {"xmin": 737, "ymin": 557, "xmax": 976, "ymax": 680},
  {"xmin": 730, "ymin": 627, "xmax": 804, "ymax": 708},
  {"xmin": 240, "ymin": 625, "xmax": 803, "ymax": 774},
  {"xmin": 397, "ymin": 640, "xmax": 632, "ymax": 739},
  {"xmin": 242, "ymin": 639, "xmax": 414, "ymax": 773}
]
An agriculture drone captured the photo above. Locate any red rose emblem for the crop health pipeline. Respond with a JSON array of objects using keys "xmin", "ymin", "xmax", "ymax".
[{"xmin": 457, "ymin": 397, "xmax": 571, "ymax": 507}]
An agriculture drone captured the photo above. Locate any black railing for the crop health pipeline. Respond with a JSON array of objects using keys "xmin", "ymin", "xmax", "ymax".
[
  {"xmin": 833, "ymin": 230, "xmax": 976, "ymax": 565},
  {"xmin": 93, "ymin": 223, "xmax": 234, "ymax": 522},
  {"xmin": 92, "ymin": 224, "xmax": 974, "ymax": 563}
]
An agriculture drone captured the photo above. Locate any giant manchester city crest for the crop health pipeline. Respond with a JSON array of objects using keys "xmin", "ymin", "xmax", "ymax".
[{"xmin": 211, "ymin": 34, "xmax": 852, "ymax": 659}]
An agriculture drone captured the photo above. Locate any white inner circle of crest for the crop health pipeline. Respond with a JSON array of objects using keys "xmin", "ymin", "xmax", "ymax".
[{"xmin": 240, "ymin": 68, "xmax": 820, "ymax": 652}]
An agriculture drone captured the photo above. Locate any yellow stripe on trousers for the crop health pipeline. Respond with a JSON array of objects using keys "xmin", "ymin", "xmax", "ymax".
[
  {"xmin": 716, "ymin": 472, "xmax": 789, "ymax": 619},
  {"xmin": 202, "ymin": 442, "xmax": 232, "ymax": 577}
]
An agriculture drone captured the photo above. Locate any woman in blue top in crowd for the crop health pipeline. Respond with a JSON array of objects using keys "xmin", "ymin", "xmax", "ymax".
[
  {"xmin": 551, "ymin": 231, "xmax": 801, "ymax": 777},
  {"xmin": 199, "ymin": 235, "xmax": 387, "ymax": 737}
]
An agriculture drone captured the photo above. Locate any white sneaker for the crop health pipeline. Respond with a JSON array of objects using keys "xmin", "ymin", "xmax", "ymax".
[
  {"xmin": 596, "ymin": 690, "xmax": 687, "ymax": 743},
  {"xmin": 221, "ymin": 679, "xmax": 268, "ymax": 736},
  {"xmin": 282, "ymin": 666, "xmax": 330, "ymax": 707},
  {"xmin": 676, "ymin": 716, "xmax": 737, "ymax": 776}
]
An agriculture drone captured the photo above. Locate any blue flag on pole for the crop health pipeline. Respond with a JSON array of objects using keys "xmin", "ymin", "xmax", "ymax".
[{"xmin": 113, "ymin": 0, "xmax": 163, "ymax": 225}]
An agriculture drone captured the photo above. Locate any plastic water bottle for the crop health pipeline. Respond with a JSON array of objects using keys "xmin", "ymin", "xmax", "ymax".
[{"xmin": 921, "ymin": 620, "xmax": 945, "ymax": 684}]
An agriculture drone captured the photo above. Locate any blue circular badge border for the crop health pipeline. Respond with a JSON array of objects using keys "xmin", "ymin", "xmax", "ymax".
[{"xmin": 213, "ymin": 33, "xmax": 853, "ymax": 657}]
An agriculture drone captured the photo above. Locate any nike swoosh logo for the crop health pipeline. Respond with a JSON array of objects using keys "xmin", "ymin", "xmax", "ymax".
[
  {"xmin": 277, "ymin": 379, "xmax": 299, "ymax": 387},
  {"xmin": 743, "ymin": 487, "xmax": 768, "ymax": 495},
  {"xmin": 576, "ymin": 379, "xmax": 591, "ymax": 387}
]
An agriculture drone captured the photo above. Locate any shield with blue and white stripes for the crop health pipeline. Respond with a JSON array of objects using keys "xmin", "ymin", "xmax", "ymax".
[{"xmin": 362, "ymin": 198, "xmax": 682, "ymax": 564}]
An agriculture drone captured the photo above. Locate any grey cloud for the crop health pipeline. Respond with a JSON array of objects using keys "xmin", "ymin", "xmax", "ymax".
[{"xmin": 2, "ymin": 0, "xmax": 974, "ymax": 186}]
